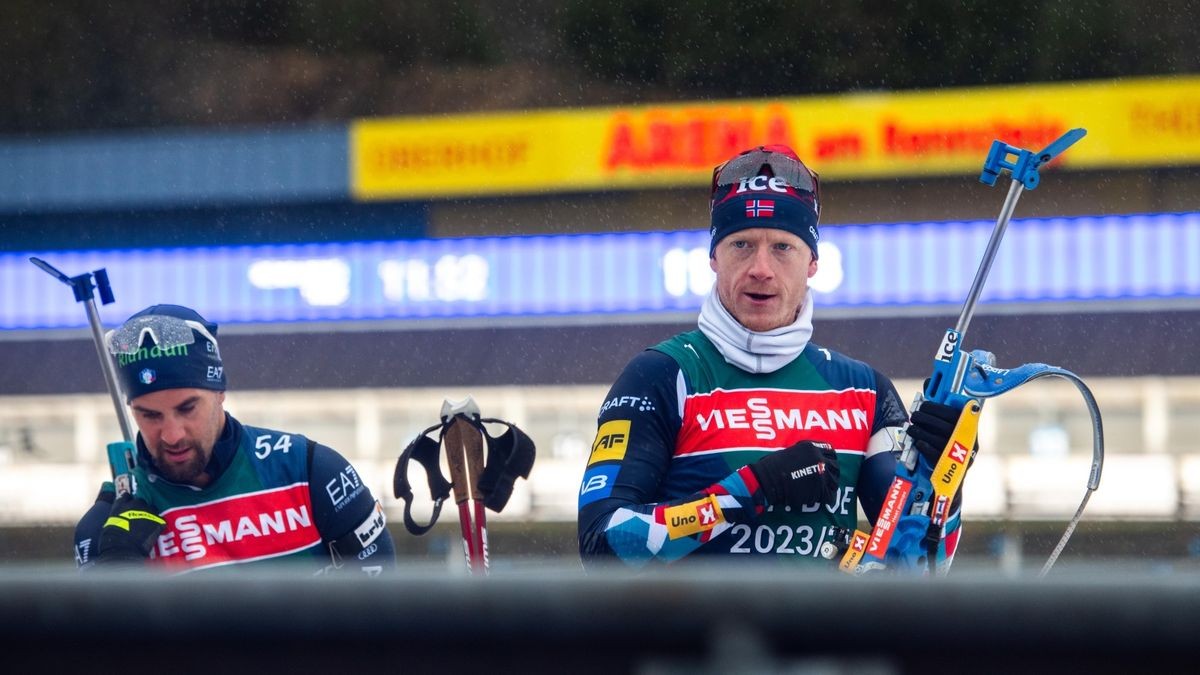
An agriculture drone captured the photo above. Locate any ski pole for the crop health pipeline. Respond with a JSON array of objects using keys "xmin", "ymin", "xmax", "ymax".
[
  {"xmin": 30, "ymin": 257, "xmax": 139, "ymax": 498},
  {"xmin": 441, "ymin": 396, "xmax": 487, "ymax": 575},
  {"xmin": 463, "ymin": 421, "xmax": 490, "ymax": 573}
]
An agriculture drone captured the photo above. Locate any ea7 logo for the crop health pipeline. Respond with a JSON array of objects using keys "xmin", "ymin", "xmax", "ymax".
[{"xmin": 74, "ymin": 539, "xmax": 92, "ymax": 566}]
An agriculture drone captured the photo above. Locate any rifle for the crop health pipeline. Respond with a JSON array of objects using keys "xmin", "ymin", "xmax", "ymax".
[{"xmin": 838, "ymin": 129, "xmax": 1105, "ymax": 577}]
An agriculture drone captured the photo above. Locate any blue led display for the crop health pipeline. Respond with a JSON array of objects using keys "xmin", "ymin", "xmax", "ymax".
[{"xmin": 4, "ymin": 212, "xmax": 1198, "ymax": 331}]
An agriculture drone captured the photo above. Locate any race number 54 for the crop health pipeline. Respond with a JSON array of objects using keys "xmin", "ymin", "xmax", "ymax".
[{"xmin": 255, "ymin": 434, "xmax": 293, "ymax": 459}]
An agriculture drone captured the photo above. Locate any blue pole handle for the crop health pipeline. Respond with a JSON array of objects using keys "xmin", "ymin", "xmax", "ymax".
[{"xmin": 980, "ymin": 128, "xmax": 1087, "ymax": 190}]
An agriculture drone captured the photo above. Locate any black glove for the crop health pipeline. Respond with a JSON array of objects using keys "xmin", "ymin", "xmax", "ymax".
[
  {"xmin": 907, "ymin": 399, "xmax": 965, "ymax": 467},
  {"xmin": 907, "ymin": 399, "xmax": 976, "ymax": 512},
  {"xmin": 749, "ymin": 440, "xmax": 840, "ymax": 509},
  {"xmin": 96, "ymin": 494, "xmax": 166, "ymax": 565}
]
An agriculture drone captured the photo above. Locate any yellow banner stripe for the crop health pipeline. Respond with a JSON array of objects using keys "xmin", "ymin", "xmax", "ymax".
[{"xmin": 352, "ymin": 75, "xmax": 1200, "ymax": 200}]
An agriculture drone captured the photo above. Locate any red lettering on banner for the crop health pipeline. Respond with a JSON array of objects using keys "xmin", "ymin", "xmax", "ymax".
[
  {"xmin": 677, "ymin": 388, "xmax": 876, "ymax": 455},
  {"xmin": 866, "ymin": 478, "xmax": 912, "ymax": 557},
  {"xmin": 151, "ymin": 483, "xmax": 321, "ymax": 571},
  {"xmin": 1130, "ymin": 100, "xmax": 1200, "ymax": 136},
  {"xmin": 814, "ymin": 132, "xmax": 864, "ymax": 160},
  {"xmin": 604, "ymin": 106, "xmax": 794, "ymax": 172},
  {"xmin": 882, "ymin": 118, "xmax": 1066, "ymax": 158}
]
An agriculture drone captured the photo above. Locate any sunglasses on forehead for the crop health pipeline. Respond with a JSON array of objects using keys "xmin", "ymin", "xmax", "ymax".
[
  {"xmin": 711, "ymin": 148, "xmax": 820, "ymax": 195},
  {"xmin": 105, "ymin": 315, "xmax": 220, "ymax": 357}
]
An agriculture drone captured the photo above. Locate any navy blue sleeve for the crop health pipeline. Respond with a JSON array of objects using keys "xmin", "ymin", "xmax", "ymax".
[
  {"xmin": 857, "ymin": 369, "xmax": 909, "ymax": 525},
  {"xmin": 73, "ymin": 483, "xmax": 115, "ymax": 568},
  {"xmin": 578, "ymin": 350, "xmax": 681, "ymax": 560},
  {"xmin": 308, "ymin": 442, "xmax": 396, "ymax": 574},
  {"xmin": 577, "ymin": 350, "xmax": 767, "ymax": 568},
  {"xmin": 872, "ymin": 369, "xmax": 910, "ymax": 432},
  {"xmin": 858, "ymin": 453, "xmax": 896, "ymax": 525}
]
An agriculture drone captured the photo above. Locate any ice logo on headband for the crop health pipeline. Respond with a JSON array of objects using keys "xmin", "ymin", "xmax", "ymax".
[{"xmin": 139, "ymin": 369, "xmax": 157, "ymax": 385}]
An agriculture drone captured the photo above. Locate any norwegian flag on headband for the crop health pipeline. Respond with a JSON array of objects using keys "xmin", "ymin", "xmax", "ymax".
[{"xmin": 745, "ymin": 199, "xmax": 775, "ymax": 218}]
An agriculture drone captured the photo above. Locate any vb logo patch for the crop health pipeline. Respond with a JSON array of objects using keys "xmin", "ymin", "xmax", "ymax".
[{"xmin": 588, "ymin": 420, "xmax": 631, "ymax": 465}]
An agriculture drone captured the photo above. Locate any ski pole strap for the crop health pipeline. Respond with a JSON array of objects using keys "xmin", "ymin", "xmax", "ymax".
[
  {"xmin": 476, "ymin": 417, "xmax": 536, "ymax": 512},
  {"xmin": 392, "ymin": 416, "xmax": 537, "ymax": 535},
  {"xmin": 393, "ymin": 422, "xmax": 452, "ymax": 535}
]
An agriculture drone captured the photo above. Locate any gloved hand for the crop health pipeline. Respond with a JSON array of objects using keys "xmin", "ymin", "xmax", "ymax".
[
  {"xmin": 749, "ymin": 440, "xmax": 840, "ymax": 509},
  {"xmin": 97, "ymin": 494, "xmax": 166, "ymax": 565},
  {"xmin": 906, "ymin": 399, "xmax": 967, "ymax": 467},
  {"xmin": 907, "ymin": 398, "xmax": 975, "ymax": 512}
]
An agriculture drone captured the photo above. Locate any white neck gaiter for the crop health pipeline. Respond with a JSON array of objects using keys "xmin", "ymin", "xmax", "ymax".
[{"xmin": 697, "ymin": 286, "xmax": 814, "ymax": 374}]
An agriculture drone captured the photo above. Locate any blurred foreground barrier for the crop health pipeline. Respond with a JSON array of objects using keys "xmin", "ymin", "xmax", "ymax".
[{"xmin": 5, "ymin": 564, "xmax": 1199, "ymax": 673}]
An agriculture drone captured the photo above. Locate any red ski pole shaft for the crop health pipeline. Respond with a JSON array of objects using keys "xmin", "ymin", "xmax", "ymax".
[
  {"xmin": 443, "ymin": 416, "xmax": 481, "ymax": 573},
  {"xmin": 463, "ymin": 428, "xmax": 489, "ymax": 573}
]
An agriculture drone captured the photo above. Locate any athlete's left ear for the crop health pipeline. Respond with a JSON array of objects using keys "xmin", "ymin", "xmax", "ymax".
[{"xmin": 808, "ymin": 257, "xmax": 819, "ymax": 279}]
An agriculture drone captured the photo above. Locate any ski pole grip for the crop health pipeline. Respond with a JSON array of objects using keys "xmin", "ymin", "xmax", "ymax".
[
  {"xmin": 463, "ymin": 426, "xmax": 486, "ymax": 503},
  {"xmin": 443, "ymin": 418, "xmax": 473, "ymax": 505}
]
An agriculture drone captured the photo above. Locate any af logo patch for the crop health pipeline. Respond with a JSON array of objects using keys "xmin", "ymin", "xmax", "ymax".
[{"xmin": 588, "ymin": 420, "xmax": 631, "ymax": 465}]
